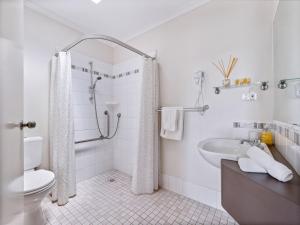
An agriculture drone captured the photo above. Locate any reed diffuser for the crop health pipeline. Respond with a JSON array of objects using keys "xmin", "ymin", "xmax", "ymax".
[{"xmin": 213, "ymin": 56, "xmax": 238, "ymax": 87}]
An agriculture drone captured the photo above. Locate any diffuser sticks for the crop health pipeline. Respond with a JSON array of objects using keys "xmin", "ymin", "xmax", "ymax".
[{"xmin": 213, "ymin": 56, "xmax": 238, "ymax": 86}]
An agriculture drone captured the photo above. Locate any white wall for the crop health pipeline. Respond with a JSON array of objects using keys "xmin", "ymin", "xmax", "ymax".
[
  {"xmin": 273, "ymin": 1, "xmax": 300, "ymax": 125},
  {"xmin": 113, "ymin": 0, "xmax": 275, "ymax": 208},
  {"xmin": 112, "ymin": 58, "xmax": 143, "ymax": 175},
  {"xmin": 24, "ymin": 8, "xmax": 114, "ymax": 169}
]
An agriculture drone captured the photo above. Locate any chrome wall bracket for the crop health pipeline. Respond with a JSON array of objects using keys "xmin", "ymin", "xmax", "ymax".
[{"xmin": 277, "ymin": 77, "xmax": 300, "ymax": 89}]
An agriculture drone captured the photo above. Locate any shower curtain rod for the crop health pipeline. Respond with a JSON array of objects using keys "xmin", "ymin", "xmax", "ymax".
[{"xmin": 56, "ymin": 34, "xmax": 155, "ymax": 59}]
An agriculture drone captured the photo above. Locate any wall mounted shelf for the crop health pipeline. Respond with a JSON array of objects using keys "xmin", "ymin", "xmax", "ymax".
[
  {"xmin": 214, "ymin": 81, "xmax": 269, "ymax": 94},
  {"xmin": 105, "ymin": 101, "xmax": 119, "ymax": 109}
]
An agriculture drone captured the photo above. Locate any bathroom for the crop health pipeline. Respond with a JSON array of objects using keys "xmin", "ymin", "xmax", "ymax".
[{"xmin": 0, "ymin": 0, "xmax": 299, "ymax": 224}]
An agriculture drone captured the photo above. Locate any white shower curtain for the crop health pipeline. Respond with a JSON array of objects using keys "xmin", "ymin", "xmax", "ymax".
[
  {"xmin": 49, "ymin": 52, "xmax": 76, "ymax": 205},
  {"xmin": 131, "ymin": 58, "xmax": 159, "ymax": 194}
]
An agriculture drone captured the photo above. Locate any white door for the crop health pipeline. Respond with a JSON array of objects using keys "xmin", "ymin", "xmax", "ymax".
[{"xmin": 0, "ymin": 0, "xmax": 26, "ymax": 224}]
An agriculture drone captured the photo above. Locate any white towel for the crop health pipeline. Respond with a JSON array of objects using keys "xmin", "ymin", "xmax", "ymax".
[
  {"xmin": 247, "ymin": 146, "xmax": 274, "ymax": 168},
  {"xmin": 247, "ymin": 146, "xmax": 293, "ymax": 182},
  {"xmin": 238, "ymin": 158, "xmax": 267, "ymax": 173},
  {"xmin": 267, "ymin": 161, "xmax": 294, "ymax": 182},
  {"xmin": 160, "ymin": 107, "xmax": 184, "ymax": 140},
  {"xmin": 161, "ymin": 107, "xmax": 178, "ymax": 131}
]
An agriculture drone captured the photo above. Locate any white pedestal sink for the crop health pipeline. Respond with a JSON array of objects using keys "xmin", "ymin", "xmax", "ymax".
[{"xmin": 197, "ymin": 138, "xmax": 270, "ymax": 168}]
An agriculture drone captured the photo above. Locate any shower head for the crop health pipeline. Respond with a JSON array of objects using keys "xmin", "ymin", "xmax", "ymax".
[{"xmin": 91, "ymin": 76, "xmax": 102, "ymax": 89}]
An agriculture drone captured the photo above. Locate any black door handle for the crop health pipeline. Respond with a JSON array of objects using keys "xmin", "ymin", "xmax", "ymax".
[{"xmin": 19, "ymin": 121, "xmax": 36, "ymax": 129}]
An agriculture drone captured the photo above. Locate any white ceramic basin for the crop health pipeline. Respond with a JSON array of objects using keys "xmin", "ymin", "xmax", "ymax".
[{"xmin": 197, "ymin": 138, "xmax": 252, "ymax": 168}]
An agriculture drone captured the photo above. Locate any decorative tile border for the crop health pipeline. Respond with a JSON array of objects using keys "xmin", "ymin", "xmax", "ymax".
[
  {"xmin": 71, "ymin": 64, "xmax": 139, "ymax": 79},
  {"xmin": 273, "ymin": 120, "xmax": 300, "ymax": 146}
]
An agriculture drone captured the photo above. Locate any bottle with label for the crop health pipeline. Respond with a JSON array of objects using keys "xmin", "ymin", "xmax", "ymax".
[{"xmin": 260, "ymin": 128, "xmax": 273, "ymax": 145}]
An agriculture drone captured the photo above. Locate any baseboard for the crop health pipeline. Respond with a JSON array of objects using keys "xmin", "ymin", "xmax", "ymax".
[{"xmin": 160, "ymin": 173, "xmax": 224, "ymax": 211}]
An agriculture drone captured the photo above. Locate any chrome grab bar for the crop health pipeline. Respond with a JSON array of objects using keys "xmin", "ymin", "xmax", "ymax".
[
  {"xmin": 75, "ymin": 106, "xmax": 209, "ymax": 144},
  {"xmin": 156, "ymin": 105, "xmax": 209, "ymax": 112},
  {"xmin": 75, "ymin": 137, "xmax": 103, "ymax": 144}
]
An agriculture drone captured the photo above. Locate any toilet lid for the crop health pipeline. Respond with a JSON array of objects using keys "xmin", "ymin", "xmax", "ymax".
[{"xmin": 24, "ymin": 169, "xmax": 55, "ymax": 194}]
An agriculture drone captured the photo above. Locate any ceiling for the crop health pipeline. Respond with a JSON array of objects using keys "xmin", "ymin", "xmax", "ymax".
[{"xmin": 25, "ymin": 0, "xmax": 210, "ymax": 41}]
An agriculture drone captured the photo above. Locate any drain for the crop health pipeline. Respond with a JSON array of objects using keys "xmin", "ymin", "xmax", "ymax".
[{"xmin": 107, "ymin": 178, "xmax": 115, "ymax": 182}]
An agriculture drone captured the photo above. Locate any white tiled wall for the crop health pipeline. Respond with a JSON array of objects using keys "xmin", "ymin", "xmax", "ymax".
[
  {"xmin": 71, "ymin": 52, "xmax": 114, "ymax": 182},
  {"xmin": 71, "ymin": 53, "xmax": 143, "ymax": 181},
  {"xmin": 112, "ymin": 58, "xmax": 143, "ymax": 176},
  {"xmin": 274, "ymin": 120, "xmax": 300, "ymax": 175}
]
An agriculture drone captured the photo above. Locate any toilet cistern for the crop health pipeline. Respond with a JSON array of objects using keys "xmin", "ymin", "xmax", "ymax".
[{"xmin": 23, "ymin": 136, "xmax": 55, "ymax": 225}]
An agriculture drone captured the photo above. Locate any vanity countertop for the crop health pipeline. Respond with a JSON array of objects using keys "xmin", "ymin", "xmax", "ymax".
[{"xmin": 221, "ymin": 145, "xmax": 300, "ymax": 225}]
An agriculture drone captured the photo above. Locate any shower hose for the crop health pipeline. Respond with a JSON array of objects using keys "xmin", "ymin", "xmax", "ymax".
[{"xmin": 92, "ymin": 89, "xmax": 121, "ymax": 140}]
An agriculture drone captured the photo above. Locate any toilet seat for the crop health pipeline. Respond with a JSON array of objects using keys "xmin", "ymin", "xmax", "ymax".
[{"xmin": 24, "ymin": 169, "xmax": 55, "ymax": 196}]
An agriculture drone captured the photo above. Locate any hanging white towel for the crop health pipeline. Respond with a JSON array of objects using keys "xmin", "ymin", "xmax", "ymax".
[
  {"xmin": 247, "ymin": 146, "xmax": 293, "ymax": 182},
  {"xmin": 161, "ymin": 107, "xmax": 178, "ymax": 131},
  {"xmin": 238, "ymin": 158, "xmax": 267, "ymax": 173},
  {"xmin": 160, "ymin": 107, "xmax": 184, "ymax": 140}
]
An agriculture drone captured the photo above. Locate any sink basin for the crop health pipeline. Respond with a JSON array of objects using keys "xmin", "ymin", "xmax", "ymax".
[{"xmin": 197, "ymin": 138, "xmax": 252, "ymax": 168}]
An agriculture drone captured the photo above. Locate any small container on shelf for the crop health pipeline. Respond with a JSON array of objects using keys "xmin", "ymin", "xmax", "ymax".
[
  {"xmin": 241, "ymin": 77, "xmax": 251, "ymax": 85},
  {"xmin": 246, "ymin": 77, "xmax": 251, "ymax": 85},
  {"xmin": 212, "ymin": 56, "xmax": 238, "ymax": 88},
  {"xmin": 235, "ymin": 79, "xmax": 241, "ymax": 86},
  {"xmin": 260, "ymin": 129, "xmax": 273, "ymax": 145},
  {"xmin": 223, "ymin": 78, "xmax": 231, "ymax": 87}
]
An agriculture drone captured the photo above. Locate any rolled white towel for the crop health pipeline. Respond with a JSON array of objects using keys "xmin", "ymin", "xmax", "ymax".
[
  {"xmin": 246, "ymin": 146, "xmax": 274, "ymax": 168},
  {"xmin": 247, "ymin": 146, "xmax": 293, "ymax": 182},
  {"xmin": 238, "ymin": 158, "xmax": 267, "ymax": 173},
  {"xmin": 267, "ymin": 160, "xmax": 294, "ymax": 182}
]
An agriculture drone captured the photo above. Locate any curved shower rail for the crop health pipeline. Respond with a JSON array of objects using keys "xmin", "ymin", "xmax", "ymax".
[
  {"xmin": 62, "ymin": 34, "xmax": 153, "ymax": 144},
  {"xmin": 56, "ymin": 34, "xmax": 155, "ymax": 60}
]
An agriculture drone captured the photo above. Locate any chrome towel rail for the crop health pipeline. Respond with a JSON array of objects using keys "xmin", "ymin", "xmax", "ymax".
[
  {"xmin": 75, "ymin": 105, "xmax": 209, "ymax": 144},
  {"xmin": 156, "ymin": 105, "xmax": 209, "ymax": 112}
]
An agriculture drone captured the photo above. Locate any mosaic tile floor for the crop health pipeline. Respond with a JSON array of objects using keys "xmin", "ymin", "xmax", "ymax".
[{"xmin": 43, "ymin": 170, "xmax": 238, "ymax": 225}]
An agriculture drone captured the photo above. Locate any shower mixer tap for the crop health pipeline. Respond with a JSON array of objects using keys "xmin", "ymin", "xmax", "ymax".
[{"xmin": 103, "ymin": 110, "xmax": 121, "ymax": 138}]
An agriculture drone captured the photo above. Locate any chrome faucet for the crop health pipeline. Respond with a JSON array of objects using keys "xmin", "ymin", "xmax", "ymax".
[
  {"xmin": 240, "ymin": 139, "xmax": 264, "ymax": 149},
  {"xmin": 240, "ymin": 139, "xmax": 260, "ymax": 145}
]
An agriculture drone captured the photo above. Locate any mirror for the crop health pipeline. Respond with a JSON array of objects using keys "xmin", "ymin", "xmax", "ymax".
[{"xmin": 273, "ymin": 0, "xmax": 300, "ymax": 126}]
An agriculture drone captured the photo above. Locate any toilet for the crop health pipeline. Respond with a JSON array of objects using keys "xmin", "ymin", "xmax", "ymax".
[{"xmin": 23, "ymin": 137, "xmax": 55, "ymax": 225}]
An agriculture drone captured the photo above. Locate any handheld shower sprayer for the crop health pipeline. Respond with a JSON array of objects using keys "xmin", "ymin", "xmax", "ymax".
[
  {"xmin": 87, "ymin": 61, "xmax": 121, "ymax": 142},
  {"xmin": 91, "ymin": 76, "xmax": 102, "ymax": 89},
  {"xmin": 89, "ymin": 76, "xmax": 102, "ymax": 101}
]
